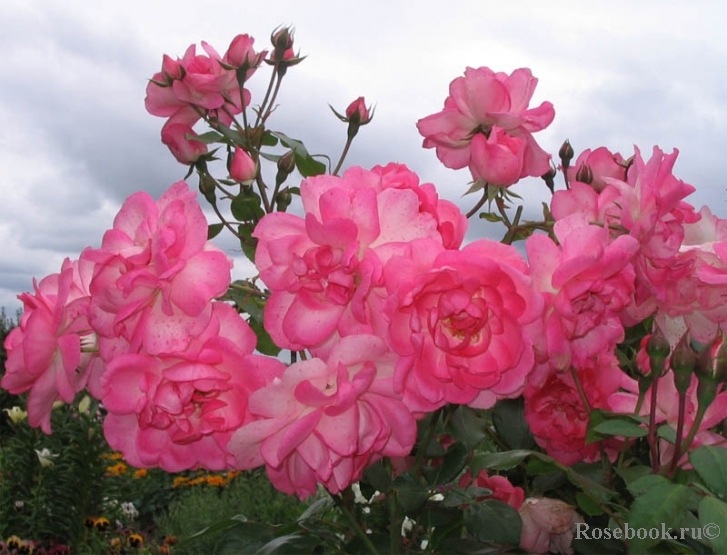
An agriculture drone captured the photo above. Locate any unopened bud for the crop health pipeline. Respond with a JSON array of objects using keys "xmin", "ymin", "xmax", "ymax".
[
  {"xmin": 198, "ymin": 172, "xmax": 217, "ymax": 205},
  {"xmin": 696, "ymin": 333, "xmax": 727, "ymax": 383},
  {"xmin": 575, "ymin": 163, "xmax": 593, "ymax": 185},
  {"xmin": 271, "ymin": 26, "xmax": 294, "ymax": 52},
  {"xmin": 671, "ymin": 333, "xmax": 696, "ymax": 395},
  {"xmin": 559, "ymin": 139, "xmax": 574, "ymax": 168},
  {"xmin": 541, "ymin": 166, "xmax": 557, "ymax": 194},
  {"xmin": 229, "ymin": 148, "xmax": 257, "ymax": 184},
  {"xmin": 275, "ymin": 188, "xmax": 293, "ymax": 212},
  {"xmin": 646, "ymin": 328, "xmax": 671, "ymax": 378},
  {"xmin": 275, "ymin": 150, "xmax": 296, "ymax": 187}
]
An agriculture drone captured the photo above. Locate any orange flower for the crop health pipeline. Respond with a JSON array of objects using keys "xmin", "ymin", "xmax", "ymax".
[{"xmin": 133, "ymin": 468, "xmax": 148, "ymax": 479}]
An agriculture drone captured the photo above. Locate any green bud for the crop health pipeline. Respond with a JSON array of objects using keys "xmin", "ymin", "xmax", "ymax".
[
  {"xmin": 646, "ymin": 328, "xmax": 671, "ymax": 377},
  {"xmin": 559, "ymin": 139, "xmax": 574, "ymax": 168},
  {"xmin": 671, "ymin": 333, "xmax": 696, "ymax": 395},
  {"xmin": 275, "ymin": 188, "xmax": 293, "ymax": 212}
]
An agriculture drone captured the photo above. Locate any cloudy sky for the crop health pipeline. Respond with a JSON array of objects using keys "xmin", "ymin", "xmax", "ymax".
[{"xmin": 1, "ymin": 0, "xmax": 726, "ymax": 313}]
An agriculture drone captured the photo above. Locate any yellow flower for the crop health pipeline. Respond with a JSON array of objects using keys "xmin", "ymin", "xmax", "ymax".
[
  {"xmin": 3, "ymin": 406, "xmax": 28, "ymax": 424},
  {"xmin": 133, "ymin": 469, "xmax": 148, "ymax": 479}
]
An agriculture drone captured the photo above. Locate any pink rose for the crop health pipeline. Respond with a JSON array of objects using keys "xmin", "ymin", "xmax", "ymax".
[
  {"xmin": 416, "ymin": 67, "xmax": 554, "ymax": 186},
  {"xmin": 566, "ymin": 146, "xmax": 627, "ymax": 192},
  {"xmin": 459, "ymin": 469, "xmax": 524, "ymax": 510},
  {"xmin": 228, "ymin": 335, "xmax": 417, "ymax": 499},
  {"xmin": 224, "ymin": 33, "xmax": 267, "ymax": 73},
  {"xmin": 161, "ymin": 122, "xmax": 208, "ymax": 165},
  {"xmin": 1, "ymin": 256, "xmax": 101, "ymax": 433},
  {"xmin": 101, "ymin": 303, "xmax": 274, "ymax": 472},
  {"xmin": 345, "ymin": 97, "xmax": 372, "ymax": 125},
  {"xmin": 229, "ymin": 147, "xmax": 257, "ymax": 183},
  {"xmin": 524, "ymin": 354, "xmax": 629, "ymax": 465},
  {"xmin": 519, "ymin": 498, "xmax": 583, "ymax": 554},
  {"xmin": 526, "ymin": 224, "xmax": 638, "ymax": 369},
  {"xmin": 384, "ymin": 238, "xmax": 542, "ymax": 414},
  {"xmin": 254, "ymin": 164, "xmax": 465, "ymax": 353},
  {"xmin": 86, "ymin": 181, "xmax": 232, "ymax": 357}
]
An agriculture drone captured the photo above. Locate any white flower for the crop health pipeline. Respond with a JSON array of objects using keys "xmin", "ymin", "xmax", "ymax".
[
  {"xmin": 121, "ymin": 502, "xmax": 139, "ymax": 520},
  {"xmin": 35, "ymin": 448, "xmax": 58, "ymax": 467},
  {"xmin": 3, "ymin": 406, "xmax": 28, "ymax": 424}
]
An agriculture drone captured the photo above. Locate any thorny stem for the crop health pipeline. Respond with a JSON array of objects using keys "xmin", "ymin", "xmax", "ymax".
[
  {"xmin": 260, "ymin": 74, "xmax": 284, "ymax": 126},
  {"xmin": 255, "ymin": 63, "xmax": 279, "ymax": 128},
  {"xmin": 678, "ymin": 402, "xmax": 709, "ymax": 460},
  {"xmin": 228, "ymin": 281, "xmax": 267, "ymax": 298}
]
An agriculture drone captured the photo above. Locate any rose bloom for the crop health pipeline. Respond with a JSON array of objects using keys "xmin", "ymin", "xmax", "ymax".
[
  {"xmin": 384, "ymin": 238, "xmax": 542, "ymax": 414},
  {"xmin": 101, "ymin": 303, "xmax": 275, "ymax": 472},
  {"xmin": 254, "ymin": 164, "xmax": 466, "ymax": 354},
  {"xmin": 552, "ymin": 146, "xmax": 700, "ymax": 326},
  {"xmin": 459, "ymin": 469, "xmax": 524, "ymax": 509},
  {"xmin": 524, "ymin": 353, "xmax": 630, "ymax": 465},
  {"xmin": 565, "ymin": 146, "xmax": 627, "ymax": 192},
  {"xmin": 519, "ymin": 497, "xmax": 584, "ymax": 554},
  {"xmin": 85, "ymin": 181, "xmax": 232, "ymax": 358},
  {"xmin": 1, "ymin": 256, "xmax": 101, "ymax": 433},
  {"xmin": 160, "ymin": 121, "xmax": 208, "ymax": 165},
  {"xmin": 526, "ymin": 222, "xmax": 638, "ymax": 369},
  {"xmin": 228, "ymin": 335, "xmax": 417, "ymax": 499},
  {"xmin": 416, "ymin": 67, "xmax": 554, "ymax": 186}
]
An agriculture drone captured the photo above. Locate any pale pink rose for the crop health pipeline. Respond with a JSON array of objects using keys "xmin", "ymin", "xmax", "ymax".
[
  {"xmin": 161, "ymin": 122, "xmax": 208, "ymax": 165},
  {"xmin": 1, "ymin": 256, "xmax": 101, "ymax": 433},
  {"xmin": 459, "ymin": 469, "xmax": 524, "ymax": 510},
  {"xmin": 416, "ymin": 67, "xmax": 554, "ymax": 186},
  {"xmin": 228, "ymin": 335, "xmax": 417, "ymax": 499},
  {"xmin": 524, "ymin": 354, "xmax": 629, "ymax": 465},
  {"xmin": 86, "ymin": 181, "xmax": 232, "ymax": 357},
  {"xmin": 254, "ymin": 164, "xmax": 465, "ymax": 353},
  {"xmin": 223, "ymin": 33, "xmax": 267, "ymax": 73},
  {"xmin": 229, "ymin": 147, "xmax": 257, "ymax": 183},
  {"xmin": 101, "ymin": 303, "xmax": 275, "ymax": 472},
  {"xmin": 565, "ymin": 147, "xmax": 627, "ymax": 192},
  {"xmin": 519, "ymin": 498, "xmax": 584, "ymax": 554},
  {"xmin": 526, "ymin": 224, "xmax": 638, "ymax": 369},
  {"xmin": 384, "ymin": 238, "xmax": 542, "ymax": 414}
]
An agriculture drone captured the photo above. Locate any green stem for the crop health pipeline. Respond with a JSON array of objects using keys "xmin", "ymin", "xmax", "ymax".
[
  {"xmin": 647, "ymin": 376, "xmax": 660, "ymax": 472},
  {"xmin": 389, "ymin": 488, "xmax": 403, "ymax": 555},
  {"xmin": 332, "ymin": 135, "xmax": 354, "ymax": 176},
  {"xmin": 331, "ymin": 492, "xmax": 380, "ymax": 555},
  {"xmin": 465, "ymin": 185, "xmax": 489, "ymax": 219}
]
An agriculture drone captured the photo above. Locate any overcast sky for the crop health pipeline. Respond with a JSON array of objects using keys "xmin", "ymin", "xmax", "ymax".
[{"xmin": 2, "ymin": 1, "xmax": 726, "ymax": 313}]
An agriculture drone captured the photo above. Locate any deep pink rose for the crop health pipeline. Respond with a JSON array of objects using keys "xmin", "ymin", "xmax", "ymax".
[
  {"xmin": 416, "ymin": 67, "xmax": 554, "ymax": 186},
  {"xmin": 519, "ymin": 498, "xmax": 583, "ymax": 554},
  {"xmin": 254, "ymin": 164, "xmax": 465, "ymax": 353},
  {"xmin": 101, "ymin": 303, "xmax": 273, "ymax": 472},
  {"xmin": 345, "ymin": 97, "xmax": 372, "ymax": 125},
  {"xmin": 526, "ymin": 224, "xmax": 638, "ymax": 369},
  {"xmin": 566, "ymin": 146, "xmax": 627, "ymax": 192},
  {"xmin": 161, "ymin": 122, "xmax": 208, "ymax": 165},
  {"xmin": 86, "ymin": 181, "xmax": 232, "ymax": 357},
  {"xmin": 1, "ymin": 256, "xmax": 101, "ymax": 433},
  {"xmin": 384, "ymin": 238, "xmax": 542, "ymax": 414},
  {"xmin": 459, "ymin": 469, "xmax": 524, "ymax": 510},
  {"xmin": 524, "ymin": 354, "xmax": 630, "ymax": 465},
  {"xmin": 228, "ymin": 335, "xmax": 417, "ymax": 499}
]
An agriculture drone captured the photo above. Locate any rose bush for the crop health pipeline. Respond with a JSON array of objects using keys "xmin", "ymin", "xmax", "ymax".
[{"xmin": 3, "ymin": 27, "xmax": 727, "ymax": 555}]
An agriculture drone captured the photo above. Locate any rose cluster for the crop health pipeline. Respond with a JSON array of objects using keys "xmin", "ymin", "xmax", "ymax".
[{"xmin": 4, "ymin": 30, "xmax": 727, "ymax": 521}]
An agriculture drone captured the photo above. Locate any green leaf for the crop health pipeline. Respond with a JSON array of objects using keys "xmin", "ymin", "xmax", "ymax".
[
  {"xmin": 261, "ymin": 132, "xmax": 279, "ymax": 147},
  {"xmin": 424, "ymin": 442, "xmax": 468, "ymax": 486},
  {"xmin": 392, "ymin": 473, "xmax": 429, "ymax": 513},
  {"xmin": 248, "ymin": 317, "xmax": 281, "ymax": 356},
  {"xmin": 463, "ymin": 500, "xmax": 522, "ymax": 545},
  {"xmin": 576, "ymin": 492, "xmax": 604, "ymax": 516},
  {"xmin": 297, "ymin": 497, "xmax": 331, "ymax": 523},
  {"xmin": 698, "ymin": 496, "xmax": 727, "ymax": 552},
  {"xmin": 657, "ymin": 424, "xmax": 678, "ymax": 444},
  {"xmin": 615, "ymin": 465, "xmax": 652, "ymax": 486},
  {"xmin": 231, "ymin": 190, "xmax": 265, "ymax": 222},
  {"xmin": 626, "ymin": 480, "xmax": 700, "ymax": 553},
  {"xmin": 472, "ymin": 449, "xmax": 533, "ymax": 472},
  {"xmin": 591, "ymin": 418, "xmax": 648, "ymax": 438},
  {"xmin": 294, "ymin": 151, "xmax": 327, "ymax": 177},
  {"xmin": 479, "ymin": 212, "xmax": 504, "ymax": 223},
  {"xmin": 492, "ymin": 398, "xmax": 535, "ymax": 450},
  {"xmin": 446, "ymin": 406, "xmax": 487, "ymax": 449},
  {"xmin": 237, "ymin": 225, "xmax": 257, "ymax": 263},
  {"xmin": 194, "ymin": 130, "xmax": 225, "ymax": 144},
  {"xmin": 207, "ymin": 223, "xmax": 224, "ymax": 240},
  {"xmin": 691, "ymin": 446, "xmax": 727, "ymax": 498},
  {"xmin": 362, "ymin": 463, "xmax": 392, "ymax": 493}
]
